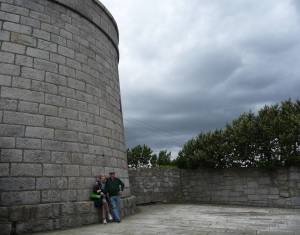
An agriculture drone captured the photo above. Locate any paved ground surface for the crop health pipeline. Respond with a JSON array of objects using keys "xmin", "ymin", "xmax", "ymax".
[{"xmin": 32, "ymin": 204, "xmax": 300, "ymax": 235}]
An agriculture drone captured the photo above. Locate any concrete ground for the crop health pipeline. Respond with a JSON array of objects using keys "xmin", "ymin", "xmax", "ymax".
[{"xmin": 32, "ymin": 204, "xmax": 300, "ymax": 235}]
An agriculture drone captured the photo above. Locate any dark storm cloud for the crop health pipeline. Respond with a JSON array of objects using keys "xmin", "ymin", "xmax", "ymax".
[{"xmin": 101, "ymin": 0, "xmax": 300, "ymax": 155}]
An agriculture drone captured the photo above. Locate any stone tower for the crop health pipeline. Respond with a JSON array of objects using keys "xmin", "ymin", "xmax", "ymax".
[{"xmin": 0, "ymin": 0, "xmax": 136, "ymax": 234}]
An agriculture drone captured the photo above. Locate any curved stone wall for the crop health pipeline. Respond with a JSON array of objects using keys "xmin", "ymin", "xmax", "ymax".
[{"xmin": 0, "ymin": 0, "xmax": 135, "ymax": 234}]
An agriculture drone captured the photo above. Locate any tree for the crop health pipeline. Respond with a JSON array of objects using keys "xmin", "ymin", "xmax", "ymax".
[
  {"xmin": 174, "ymin": 99, "xmax": 300, "ymax": 169},
  {"xmin": 127, "ymin": 145, "xmax": 155, "ymax": 168},
  {"xmin": 157, "ymin": 150, "xmax": 172, "ymax": 166}
]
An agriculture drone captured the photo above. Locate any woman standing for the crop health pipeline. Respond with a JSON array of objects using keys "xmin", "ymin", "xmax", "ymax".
[{"xmin": 93, "ymin": 175, "xmax": 113, "ymax": 224}]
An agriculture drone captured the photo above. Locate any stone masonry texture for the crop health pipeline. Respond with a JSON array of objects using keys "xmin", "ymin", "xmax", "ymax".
[
  {"xmin": 129, "ymin": 167, "xmax": 300, "ymax": 208},
  {"xmin": 0, "ymin": 0, "xmax": 135, "ymax": 234}
]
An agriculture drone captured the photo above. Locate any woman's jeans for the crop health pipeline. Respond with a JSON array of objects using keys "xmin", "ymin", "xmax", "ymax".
[{"xmin": 110, "ymin": 196, "xmax": 121, "ymax": 221}]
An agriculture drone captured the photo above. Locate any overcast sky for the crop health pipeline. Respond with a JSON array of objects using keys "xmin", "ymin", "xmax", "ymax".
[{"xmin": 101, "ymin": 0, "xmax": 300, "ymax": 155}]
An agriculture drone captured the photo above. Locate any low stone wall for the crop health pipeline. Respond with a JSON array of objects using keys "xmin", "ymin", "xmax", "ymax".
[
  {"xmin": 128, "ymin": 167, "xmax": 300, "ymax": 208},
  {"xmin": 129, "ymin": 168, "xmax": 181, "ymax": 205}
]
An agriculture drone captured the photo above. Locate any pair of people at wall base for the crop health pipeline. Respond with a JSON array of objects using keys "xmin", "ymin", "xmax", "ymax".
[{"xmin": 92, "ymin": 172, "xmax": 125, "ymax": 224}]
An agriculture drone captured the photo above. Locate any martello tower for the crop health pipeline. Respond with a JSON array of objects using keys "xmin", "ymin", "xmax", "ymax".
[{"xmin": 0, "ymin": 0, "xmax": 136, "ymax": 234}]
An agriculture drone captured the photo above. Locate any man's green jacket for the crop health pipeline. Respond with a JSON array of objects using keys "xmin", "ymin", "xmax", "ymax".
[{"xmin": 105, "ymin": 177, "xmax": 124, "ymax": 197}]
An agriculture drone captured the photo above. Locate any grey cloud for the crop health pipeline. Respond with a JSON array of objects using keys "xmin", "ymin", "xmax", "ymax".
[{"xmin": 102, "ymin": 0, "xmax": 300, "ymax": 155}]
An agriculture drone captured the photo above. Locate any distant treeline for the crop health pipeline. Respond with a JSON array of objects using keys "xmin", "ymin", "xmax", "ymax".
[
  {"xmin": 176, "ymin": 99, "xmax": 300, "ymax": 169},
  {"xmin": 127, "ymin": 99, "xmax": 300, "ymax": 169}
]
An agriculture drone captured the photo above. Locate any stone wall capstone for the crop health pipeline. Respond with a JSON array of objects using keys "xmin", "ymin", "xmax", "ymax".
[
  {"xmin": 129, "ymin": 167, "xmax": 300, "ymax": 208},
  {"xmin": 0, "ymin": 0, "xmax": 135, "ymax": 234}
]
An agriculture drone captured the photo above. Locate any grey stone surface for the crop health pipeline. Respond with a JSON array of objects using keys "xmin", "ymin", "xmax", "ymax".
[
  {"xmin": 28, "ymin": 204, "xmax": 300, "ymax": 235},
  {"xmin": 0, "ymin": 0, "xmax": 132, "ymax": 234}
]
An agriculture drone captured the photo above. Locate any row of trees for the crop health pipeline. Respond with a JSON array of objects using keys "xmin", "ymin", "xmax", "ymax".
[
  {"xmin": 176, "ymin": 100, "xmax": 300, "ymax": 169},
  {"xmin": 127, "ymin": 145, "xmax": 174, "ymax": 168},
  {"xmin": 127, "ymin": 100, "xmax": 300, "ymax": 169}
]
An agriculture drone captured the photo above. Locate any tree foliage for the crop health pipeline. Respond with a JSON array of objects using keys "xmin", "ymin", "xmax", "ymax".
[
  {"xmin": 127, "ymin": 144, "xmax": 155, "ymax": 168},
  {"xmin": 127, "ymin": 146, "xmax": 174, "ymax": 168},
  {"xmin": 157, "ymin": 150, "xmax": 172, "ymax": 166},
  {"xmin": 175, "ymin": 99, "xmax": 300, "ymax": 169}
]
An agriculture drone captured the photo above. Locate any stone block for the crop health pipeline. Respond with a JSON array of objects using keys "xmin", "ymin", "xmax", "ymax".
[
  {"xmin": 33, "ymin": 80, "xmax": 59, "ymax": 95},
  {"xmin": 69, "ymin": 177, "xmax": 85, "ymax": 189},
  {"xmin": 42, "ymin": 139, "xmax": 65, "ymax": 151},
  {"xmin": 1, "ymin": 3, "xmax": 29, "ymax": 16},
  {"xmin": 20, "ymin": 15, "xmax": 41, "ymax": 28},
  {"xmin": 0, "ymin": 75, "xmax": 12, "ymax": 86},
  {"xmin": 79, "ymin": 165, "xmax": 92, "ymax": 176},
  {"xmin": 59, "ymin": 64, "xmax": 75, "ymax": 77},
  {"xmin": 15, "ymin": 55, "xmax": 33, "ymax": 67},
  {"xmin": 66, "ymin": 58, "xmax": 81, "ymax": 70},
  {"xmin": 0, "ymin": 63, "xmax": 20, "ymax": 75},
  {"xmin": 38, "ymin": 39, "xmax": 57, "ymax": 53},
  {"xmin": 0, "ymin": 177, "xmax": 35, "ymax": 191},
  {"xmin": 24, "ymin": 150, "xmax": 51, "ymax": 163},
  {"xmin": 45, "ymin": 72, "xmax": 67, "ymax": 86},
  {"xmin": 0, "ymin": 124, "xmax": 24, "ymax": 137},
  {"xmin": 1, "ymin": 87, "xmax": 44, "ymax": 103},
  {"xmin": 3, "ymin": 111, "xmax": 44, "ymax": 126},
  {"xmin": 51, "ymin": 177, "xmax": 68, "ymax": 189},
  {"xmin": 0, "ymin": 223, "xmax": 11, "ymax": 235},
  {"xmin": 1, "ymin": 149, "xmax": 22, "ymax": 162},
  {"xmin": 68, "ymin": 77, "xmax": 85, "ymax": 91},
  {"xmin": 12, "ymin": 77, "xmax": 31, "ymax": 89},
  {"xmin": 0, "ymin": 163, "xmax": 9, "ymax": 176},
  {"xmin": 58, "ymin": 45, "xmax": 74, "ymax": 58},
  {"xmin": 11, "ymin": 163, "xmax": 42, "ymax": 176},
  {"xmin": 58, "ymin": 107, "xmax": 78, "ymax": 119},
  {"xmin": 34, "ymin": 58, "xmax": 58, "ymax": 73},
  {"xmin": 76, "ymin": 189, "xmax": 90, "ymax": 201},
  {"xmin": 39, "ymin": 104, "xmax": 58, "ymax": 116},
  {"xmin": 3, "ymin": 22, "xmax": 31, "ymax": 34},
  {"xmin": 32, "ymin": 29, "xmax": 50, "ymax": 40},
  {"xmin": 78, "ymin": 111, "xmax": 94, "ymax": 123},
  {"xmin": 45, "ymin": 93, "xmax": 65, "ymax": 106},
  {"xmin": 0, "ymin": 51, "xmax": 14, "ymax": 63},
  {"xmin": 50, "ymin": 53, "xmax": 66, "ymax": 64},
  {"xmin": 63, "ymin": 165, "xmax": 79, "ymax": 176},
  {"xmin": 36, "ymin": 177, "xmax": 51, "ymax": 190},
  {"xmin": 45, "ymin": 116, "xmax": 67, "ymax": 129},
  {"xmin": 92, "ymin": 166, "xmax": 104, "ymax": 176},
  {"xmin": 43, "ymin": 164, "xmax": 62, "ymax": 176},
  {"xmin": 51, "ymin": 34, "xmax": 66, "ymax": 46},
  {"xmin": 55, "ymin": 129, "xmax": 78, "ymax": 142},
  {"xmin": 22, "ymin": 66, "xmax": 45, "ymax": 81},
  {"xmin": 29, "ymin": 11, "xmax": 50, "ymax": 24},
  {"xmin": 0, "ymin": 30, "xmax": 10, "ymax": 41},
  {"xmin": 78, "ymin": 133, "xmax": 93, "ymax": 144},
  {"xmin": 25, "ymin": 126, "xmax": 54, "ymax": 139},
  {"xmin": 68, "ymin": 119, "xmax": 87, "ymax": 132},
  {"xmin": 18, "ymin": 101, "xmax": 38, "ymax": 114},
  {"xmin": 0, "ymin": 137, "xmax": 15, "ymax": 148},
  {"xmin": 11, "ymin": 32, "xmax": 36, "ymax": 47},
  {"xmin": 41, "ymin": 190, "xmax": 61, "ymax": 203},
  {"xmin": 41, "ymin": 22, "xmax": 59, "ymax": 34},
  {"xmin": 51, "ymin": 152, "xmax": 72, "ymax": 164},
  {"xmin": 58, "ymin": 86, "xmax": 76, "ymax": 98},
  {"xmin": 0, "ymin": 11, "xmax": 19, "ymax": 22},
  {"xmin": 16, "ymin": 137, "xmax": 41, "ymax": 149},
  {"xmin": 61, "ymin": 190, "xmax": 77, "ymax": 202}
]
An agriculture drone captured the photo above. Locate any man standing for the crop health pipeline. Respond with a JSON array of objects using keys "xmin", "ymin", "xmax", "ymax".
[{"xmin": 105, "ymin": 171, "xmax": 125, "ymax": 222}]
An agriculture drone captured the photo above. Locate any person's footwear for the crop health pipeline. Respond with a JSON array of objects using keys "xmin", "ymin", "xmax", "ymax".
[
  {"xmin": 108, "ymin": 214, "xmax": 113, "ymax": 221},
  {"xmin": 103, "ymin": 219, "xmax": 107, "ymax": 224}
]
